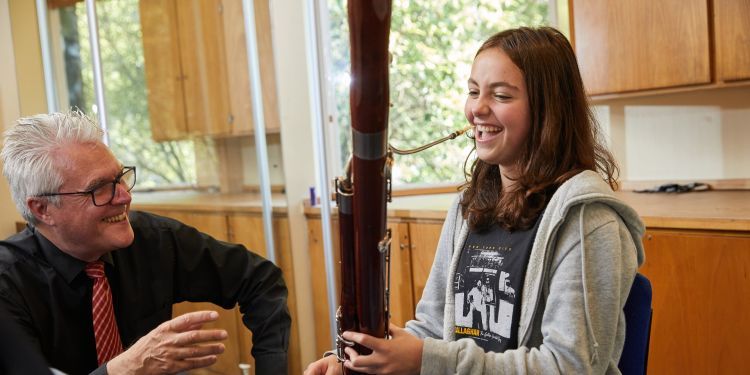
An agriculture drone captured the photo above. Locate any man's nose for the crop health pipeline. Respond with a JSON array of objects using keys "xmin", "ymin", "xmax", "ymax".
[{"xmin": 111, "ymin": 182, "xmax": 132, "ymax": 204}]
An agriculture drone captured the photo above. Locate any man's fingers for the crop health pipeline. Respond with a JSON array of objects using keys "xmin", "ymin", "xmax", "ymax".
[
  {"xmin": 179, "ymin": 355, "xmax": 219, "ymax": 371},
  {"xmin": 172, "ymin": 329, "xmax": 228, "ymax": 346},
  {"xmin": 169, "ymin": 311, "xmax": 220, "ymax": 332},
  {"xmin": 173, "ymin": 343, "xmax": 226, "ymax": 360},
  {"xmin": 303, "ymin": 356, "xmax": 341, "ymax": 375}
]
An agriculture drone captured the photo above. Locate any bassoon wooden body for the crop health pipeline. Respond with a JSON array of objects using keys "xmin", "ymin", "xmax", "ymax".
[
  {"xmin": 334, "ymin": 2, "xmax": 469, "ymax": 373},
  {"xmin": 335, "ymin": 1, "xmax": 392, "ymax": 374}
]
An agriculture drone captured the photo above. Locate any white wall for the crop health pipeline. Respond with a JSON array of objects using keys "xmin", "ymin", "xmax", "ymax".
[
  {"xmin": 268, "ymin": 0, "xmax": 317, "ymax": 367},
  {"xmin": 596, "ymin": 86, "xmax": 750, "ymax": 182}
]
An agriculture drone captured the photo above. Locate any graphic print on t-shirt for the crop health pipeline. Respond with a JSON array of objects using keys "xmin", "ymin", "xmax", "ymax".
[{"xmin": 453, "ymin": 217, "xmax": 539, "ymax": 352}]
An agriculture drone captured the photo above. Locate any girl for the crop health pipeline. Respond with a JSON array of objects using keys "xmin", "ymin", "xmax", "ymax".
[{"xmin": 306, "ymin": 26, "xmax": 645, "ymax": 375}]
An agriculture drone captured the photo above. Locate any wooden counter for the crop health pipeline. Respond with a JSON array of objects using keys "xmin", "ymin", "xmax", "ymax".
[
  {"xmin": 306, "ymin": 190, "xmax": 750, "ymax": 231},
  {"xmin": 131, "ymin": 190, "xmax": 288, "ymax": 215}
]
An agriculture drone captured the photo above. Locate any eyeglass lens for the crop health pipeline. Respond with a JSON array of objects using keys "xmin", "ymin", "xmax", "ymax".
[{"xmin": 92, "ymin": 168, "xmax": 136, "ymax": 206}]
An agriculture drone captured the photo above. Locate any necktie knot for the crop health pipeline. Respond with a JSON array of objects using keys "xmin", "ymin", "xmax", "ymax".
[{"xmin": 85, "ymin": 261, "xmax": 105, "ymax": 280}]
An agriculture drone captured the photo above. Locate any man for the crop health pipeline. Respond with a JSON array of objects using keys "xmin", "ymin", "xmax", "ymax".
[{"xmin": 0, "ymin": 111, "xmax": 290, "ymax": 374}]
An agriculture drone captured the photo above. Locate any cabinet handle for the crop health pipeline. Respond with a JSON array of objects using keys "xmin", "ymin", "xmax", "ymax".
[{"xmin": 228, "ymin": 114, "xmax": 234, "ymax": 125}]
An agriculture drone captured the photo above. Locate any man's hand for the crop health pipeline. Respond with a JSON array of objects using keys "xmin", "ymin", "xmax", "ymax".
[
  {"xmin": 107, "ymin": 310, "xmax": 228, "ymax": 374},
  {"xmin": 303, "ymin": 354, "xmax": 342, "ymax": 375},
  {"xmin": 342, "ymin": 323, "xmax": 423, "ymax": 375}
]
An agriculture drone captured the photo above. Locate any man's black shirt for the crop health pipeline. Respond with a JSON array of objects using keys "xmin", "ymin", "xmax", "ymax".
[{"xmin": 0, "ymin": 211, "xmax": 290, "ymax": 375}]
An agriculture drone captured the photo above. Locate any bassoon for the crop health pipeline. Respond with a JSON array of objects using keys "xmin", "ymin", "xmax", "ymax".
[{"xmin": 334, "ymin": 1, "xmax": 469, "ymax": 373}]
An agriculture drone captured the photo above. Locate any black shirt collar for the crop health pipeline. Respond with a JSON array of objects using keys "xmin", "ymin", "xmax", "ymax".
[{"xmin": 31, "ymin": 226, "xmax": 115, "ymax": 284}]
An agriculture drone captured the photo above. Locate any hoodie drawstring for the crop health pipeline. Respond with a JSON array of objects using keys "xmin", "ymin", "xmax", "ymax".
[{"xmin": 579, "ymin": 204, "xmax": 600, "ymax": 365}]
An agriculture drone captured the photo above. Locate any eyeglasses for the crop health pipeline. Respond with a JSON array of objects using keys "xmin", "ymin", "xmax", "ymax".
[{"xmin": 38, "ymin": 166, "xmax": 137, "ymax": 206}]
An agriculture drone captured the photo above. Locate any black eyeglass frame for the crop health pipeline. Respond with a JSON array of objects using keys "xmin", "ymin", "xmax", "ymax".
[{"xmin": 37, "ymin": 166, "xmax": 137, "ymax": 207}]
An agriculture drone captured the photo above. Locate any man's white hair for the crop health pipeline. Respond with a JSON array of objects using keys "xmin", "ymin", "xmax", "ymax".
[{"xmin": 1, "ymin": 110, "xmax": 105, "ymax": 224}]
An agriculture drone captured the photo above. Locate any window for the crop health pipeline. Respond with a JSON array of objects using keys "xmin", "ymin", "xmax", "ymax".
[
  {"xmin": 324, "ymin": 0, "xmax": 550, "ymax": 186},
  {"xmin": 50, "ymin": 0, "xmax": 196, "ymax": 189}
]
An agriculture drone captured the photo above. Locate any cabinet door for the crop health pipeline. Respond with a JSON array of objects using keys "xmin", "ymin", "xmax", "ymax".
[
  {"xmin": 139, "ymin": 0, "xmax": 188, "ymax": 141},
  {"xmin": 176, "ymin": 0, "xmax": 232, "ymax": 137},
  {"xmin": 308, "ymin": 217, "xmax": 338, "ymax": 357},
  {"xmin": 572, "ymin": 0, "xmax": 710, "ymax": 95},
  {"xmin": 220, "ymin": 0, "xmax": 280, "ymax": 135},
  {"xmin": 408, "ymin": 222, "xmax": 443, "ymax": 307},
  {"xmin": 308, "ymin": 218, "xmax": 414, "ymax": 357},
  {"xmin": 389, "ymin": 222, "xmax": 415, "ymax": 327},
  {"xmin": 640, "ymin": 229, "xmax": 750, "ymax": 374},
  {"xmin": 715, "ymin": 0, "xmax": 750, "ymax": 82},
  {"xmin": 227, "ymin": 215, "xmax": 301, "ymax": 375}
]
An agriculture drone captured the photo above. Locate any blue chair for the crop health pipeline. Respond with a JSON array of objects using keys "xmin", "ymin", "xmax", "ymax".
[{"xmin": 618, "ymin": 273, "xmax": 653, "ymax": 375}]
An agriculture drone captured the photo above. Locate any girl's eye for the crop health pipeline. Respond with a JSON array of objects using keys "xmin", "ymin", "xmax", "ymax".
[
  {"xmin": 467, "ymin": 90, "xmax": 479, "ymax": 97},
  {"xmin": 494, "ymin": 94, "xmax": 511, "ymax": 100}
]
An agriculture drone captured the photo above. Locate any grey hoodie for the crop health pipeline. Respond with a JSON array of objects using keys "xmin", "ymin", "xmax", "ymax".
[{"xmin": 405, "ymin": 170, "xmax": 646, "ymax": 374}]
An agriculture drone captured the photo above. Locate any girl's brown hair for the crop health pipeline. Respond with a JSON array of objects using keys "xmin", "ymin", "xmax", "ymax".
[{"xmin": 460, "ymin": 27, "xmax": 618, "ymax": 231}]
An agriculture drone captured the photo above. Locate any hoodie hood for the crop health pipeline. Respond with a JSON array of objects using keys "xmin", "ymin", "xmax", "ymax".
[{"xmin": 518, "ymin": 169, "xmax": 646, "ymax": 359}]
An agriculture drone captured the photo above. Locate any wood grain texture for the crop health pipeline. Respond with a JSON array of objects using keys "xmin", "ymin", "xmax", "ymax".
[
  {"xmin": 714, "ymin": 0, "xmax": 750, "ymax": 82},
  {"xmin": 640, "ymin": 229, "xmax": 750, "ymax": 374},
  {"xmin": 228, "ymin": 215, "xmax": 301, "ymax": 375},
  {"xmin": 221, "ymin": 0, "xmax": 281, "ymax": 135},
  {"xmin": 572, "ymin": 0, "xmax": 711, "ymax": 95},
  {"xmin": 407, "ymin": 222, "xmax": 443, "ymax": 307},
  {"xmin": 390, "ymin": 222, "xmax": 415, "ymax": 327},
  {"xmin": 139, "ymin": 0, "xmax": 279, "ymax": 140},
  {"xmin": 616, "ymin": 191, "xmax": 750, "ymax": 231},
  {"xmin": 308, "ymin": 218, "xmax": 339, "ymax": 357},
  {"xmin": 139, "ymin": 0, "xmax": 188, "ymax": 141},
  {"xmin": 176, "ymin": 0, "xmax": 231, "ymax": 136}
]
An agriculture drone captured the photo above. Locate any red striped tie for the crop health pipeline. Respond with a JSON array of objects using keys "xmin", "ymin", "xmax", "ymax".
[{"xmin": 85, "ymin": 261, "xmax": 123, "ymax": 365}]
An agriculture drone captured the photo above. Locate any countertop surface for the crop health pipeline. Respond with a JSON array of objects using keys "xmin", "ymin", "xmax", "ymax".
[
  {"xmin": 131, "ymin": 190, "xmax": 288, "ymax": 214},
  {"xmin": 131, "ymin": 189, "xmax": 750, "ymax": 231},
  {"xmin": 307, "ymin": 190, "xmax": 750, "ymax": 231}
]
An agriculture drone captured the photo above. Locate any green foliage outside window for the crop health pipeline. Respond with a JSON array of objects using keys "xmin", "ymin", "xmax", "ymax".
[
  {"xmin": 60, "ymin": 0, "xmax": 195, "ymax": 189},
  {"xmin": 327, "ymin": 0, "xmax": 548, "ymax": 185}
]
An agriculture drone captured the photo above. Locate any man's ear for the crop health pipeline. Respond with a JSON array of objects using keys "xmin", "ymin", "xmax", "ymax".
[{"xmin": 27, "ymin": 197, "xmax": 54, "ymax": 226}]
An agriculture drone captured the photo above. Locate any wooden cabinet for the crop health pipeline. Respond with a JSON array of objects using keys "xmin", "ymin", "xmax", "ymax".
[
  {"xmin": 143, "ymin": 209, "xmax": 300, "ymax": 375},
  {"xmin": 407, "ymin": 222, "xmax": 443, "ymax": 305},
  {"xmin": 139, "ymin": 0, "xmax": 279, "ymax": 141},
  {"xmin": 640, "ymin": 229, "xmax": 750, "ymax": 374},
  {"xmin": 572, "ymin": 0, "xmax": 711, "ymax": 95},
  {"xmin": 307, "ymin": 219, "xmax": 417, "ymax": 355},
  {"xmin": 714, "ymin": 0, "xmax": 750, "ymax": 82}
]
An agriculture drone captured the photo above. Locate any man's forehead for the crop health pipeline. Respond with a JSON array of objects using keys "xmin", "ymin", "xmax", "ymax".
[{"xmin": 54, "ymin": 142, "xmax": 121, "ymax": 186}]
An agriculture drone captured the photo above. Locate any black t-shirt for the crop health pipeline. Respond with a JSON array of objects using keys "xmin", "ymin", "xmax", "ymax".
[{"xmin": 452, "ymin": 215, "xmax": 542, "ymax": 353}]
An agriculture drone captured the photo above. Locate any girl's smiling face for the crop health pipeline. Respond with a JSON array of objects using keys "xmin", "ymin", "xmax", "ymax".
[{"xmin": 464, "ymin": 48, "xmax": 531, "ymax": 179}]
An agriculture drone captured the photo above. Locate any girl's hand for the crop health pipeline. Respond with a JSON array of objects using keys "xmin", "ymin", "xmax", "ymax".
[{"xmin": 342, "ymin": 323, "xmax": 423, "ymax": 375}]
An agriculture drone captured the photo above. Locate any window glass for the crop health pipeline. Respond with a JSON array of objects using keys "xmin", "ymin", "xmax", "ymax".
[
  {"xmin": 53, "ymin": 0, "xmax": 196, "ymax": 189},
  {"xmin": 327, "ymin": 0, "xmax": 549, "ymax": 185}
]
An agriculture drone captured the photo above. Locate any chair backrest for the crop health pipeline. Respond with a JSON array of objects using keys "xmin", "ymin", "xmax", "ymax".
[{"xmin": 618, "ymin": 273, "xmax": 653, "ymax": 375}]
